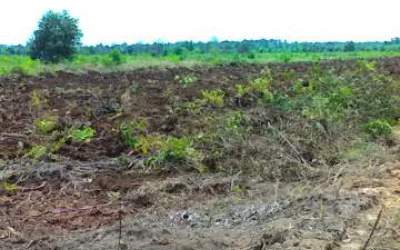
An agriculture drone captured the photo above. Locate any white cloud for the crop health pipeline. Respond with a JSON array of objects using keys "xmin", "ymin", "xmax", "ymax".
[{"xmin": 0, "ymin": 0, "xmax": 399, "ymax": 45}]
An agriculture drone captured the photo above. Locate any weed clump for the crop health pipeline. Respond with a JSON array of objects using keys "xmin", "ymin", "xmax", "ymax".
[
  {"xmin": 146, "ymin": 136, "xmax": 203, "ymax": 170},
  {"xmin": 34, "ymin": 116, "xmax": 58, "ymax": 134},
  {"xmin": 364, "ymin": 119, "xmax": 393, "ymax": 139},
  {"xmin": 69, "ymin": 126, "xmax": 96, "ymax": 142},
  {"xmin": 201, "ymin": 89, "xmax": 225, "ymax": 108},
  {"xmin": 26, "ymin": 145, "xmax": 47, "ymax": 160},
  {"xmin": 120, "ymin": 119, "xmax": 148, "ymax": 148},
  {"xmin": 175, "ymin": 74, "xmax": 198, "ymax": 87},
  {"xmin": 235, "ymin": 69, "xmax": 273, "ymax": 104}
]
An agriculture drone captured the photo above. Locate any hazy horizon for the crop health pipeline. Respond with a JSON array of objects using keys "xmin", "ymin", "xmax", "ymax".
[{"xmin": 1, "ymin": 0, "xmax": 399, "ymax": 46}]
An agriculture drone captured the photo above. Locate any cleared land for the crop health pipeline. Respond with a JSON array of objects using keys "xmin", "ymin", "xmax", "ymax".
[{"xmin": 0, "ymin": 57, "xmax": 400, "ymax": 249}]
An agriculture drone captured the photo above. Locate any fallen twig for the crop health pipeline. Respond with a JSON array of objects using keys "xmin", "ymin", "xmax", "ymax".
[
  {"xmin": 6, "ymin": 226, "xmax": 25, "ymax": 240},
  {"xmin": 50, "ymin": 201, "xmax": 113, "ymax": 214},
  {"xmin": 0, "ymin": 133, "xmax": 27, "ymax": 139},
  {"xmin": 361, "ymin": 208, "xmax": 383, "ymax": 250},
  {"xmin": 20, "ymin": 182, "xmax": 47, "ymax": 192},
  {"xmin": 267, "ymin": 122, "xmax": 312, "ymax": 169}
]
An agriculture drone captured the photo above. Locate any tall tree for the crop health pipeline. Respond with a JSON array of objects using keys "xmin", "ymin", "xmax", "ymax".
[{"xmin": 29, "ymin": 10, "xmax": 82, "ymax": 62}]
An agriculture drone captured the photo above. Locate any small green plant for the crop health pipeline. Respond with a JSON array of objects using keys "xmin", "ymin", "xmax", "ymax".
[
  {"xmin": 69, "ymin": 126, "xmax": 96, "ymax": 142},
  {"xmin": 250, "ymin": 75, "xmax": 273, "ymax": 103},
  {"xmin": 357, "ymin": 60, "xmax": 376, "ymax": 72},
  {"xmin": 120, "ymin": 122, "xmax": 138, "ymax": 148},
  {"xmin": 159, "ymin": 137, "xmax": 194, "ymax": 161},
  {"xmin": 50, "ymin": 136, "xmax": 67, "ymax": 153},
  {"xmin": 177, "ymin": 99, "xmax": 204, "ymax": 114},
  {"xmin": 235, "ymin": 84, "xmax": 251, "ymax": 97},
  {"xmin": 26, "ymin": 145, "xmax": 47, "ymax": 160},
  {"xmin": 120, "ymin": 119, "xmax": 148, "ymax": 148},
  {"xmin": 145, "ymin": 136, "xmax": 202, "ymax": 170},
  {"xmin": 1, "ymin": 182, "xmax": 18, "ymax": 194},
  {"xmin": 201, "ymin": 89, "xmax": 225, "ymax": 107},
  {"xmin": 364, "ymin": 119, "xmax": 392, "ymax": 138},
  {"xmin": 175, "ymin": 74, "xmax": 198, "ymax": 87},
  {"xmin": 225, "ymin": 111, "xmax": 249, "ymax": 135},
  {"xmin": 34, "ymin": 116, "xmax": 58, "ymax": 134},
  {"xmin": 31, "ymin": 89, "xmax": 47, "ymax": 111},
  {"xmin": 235, "ymin": 70, "xmax": 274, "ymax": 103},
  {"xmin": 135, "ymin": 135, "xmax": 163, "ymax": 155}
]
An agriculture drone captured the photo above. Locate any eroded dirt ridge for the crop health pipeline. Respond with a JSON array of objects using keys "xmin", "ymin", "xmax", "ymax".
[{"xmin": 1, "ymin": 59, "xmax": 400, "ymax": 249}]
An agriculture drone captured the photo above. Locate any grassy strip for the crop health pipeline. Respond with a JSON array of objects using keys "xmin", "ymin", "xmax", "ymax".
[{"xmin": 2, "ymin": 50, "xmax": 400, "ymax": 76}]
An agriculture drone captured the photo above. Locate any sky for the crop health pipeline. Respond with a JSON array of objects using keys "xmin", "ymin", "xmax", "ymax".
[{"xmin": 0, "ymin": 0, "xmax": 399, "ymax": 45}]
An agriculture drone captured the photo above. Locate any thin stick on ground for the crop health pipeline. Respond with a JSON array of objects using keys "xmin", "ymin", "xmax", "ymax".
[
  {"xmin": 361, "ymin": 208, "xmax": 383, "ymax": 250},
  {"xmin": 267, "ymin": 122, "xmax": 312, "ymax": 169},
  {"xmin": 118, "ymin": 203, "xmax": 122, "ymax": 250},
  {"xmin": 118, "ymin": 180, "xmax": 123, "ymax": 250}
]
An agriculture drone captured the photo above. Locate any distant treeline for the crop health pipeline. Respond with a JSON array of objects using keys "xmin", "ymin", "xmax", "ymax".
[{"xmin": 2, "ymin": 38, "xmax": 400, "ymax": 56}]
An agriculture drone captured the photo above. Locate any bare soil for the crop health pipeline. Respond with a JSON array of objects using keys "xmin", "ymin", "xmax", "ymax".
[{"xmin": 1, "ymin": 59, "xmax": 400, "ymax": 249}]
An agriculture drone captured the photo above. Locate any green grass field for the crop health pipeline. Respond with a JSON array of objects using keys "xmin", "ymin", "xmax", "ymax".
[{"xmin": 2, "ymin": 50, "xmax": 400, "ymax": 76}]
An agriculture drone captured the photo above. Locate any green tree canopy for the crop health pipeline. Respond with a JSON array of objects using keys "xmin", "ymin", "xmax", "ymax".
[{"xmin": 29, "ymin": 10, "xmax": 82, "ymax": 63}]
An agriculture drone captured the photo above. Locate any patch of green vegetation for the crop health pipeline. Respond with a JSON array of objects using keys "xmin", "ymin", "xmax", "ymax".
[
  {"xmin": 235, "ymin": 70, "xmax": 274, "ymax": 104},
  {"xmin": 201, "ymin": 89, "xmax": 225, "ymax": 108},
  {"xmin": 120, "ymin": 119, "xmax": 148, "ymax": 148},
  {"xmin": 26, "ymin": 145, "xmax": 47, "ymax": 160},
  {"xmin": 0, "ymin": 55, "xmax": 43, "ymax": 76},
  {"xmin": 121, "ymin": 133, "xmax": 203, "ymax": 170},
  {"xmin": 225, "ymin": 111, "xmax": 250, "ymax": 135},
  {"xmin": 69, "ymin": 126, "xmax": 96, "ymax": 142},
  {"xmin": 100, "ymin": 49, "xmax": 127, "ymax": 66},
  {"xmin": 135, "ymin": 135, "xmax": 163, "ymax": 155},
  {"xmin": 341, "ymin": 140, "xmax": 389, "ymax": 163},
  {"xmin": 1, "ymin": 182, "xmax": 18, "ymax": 194},
  {"xmin": 176, "ymin": 99, "xmax": 204, "ymax": 115},
  {"xmin": 50, "ymin": 136, "xmax": 67, "ymax": 153},
  {"xmin": 364, "ymin": 119, "xmax": 393, "ymax": 139},
  {"xmin": 34, "ymin": 116, "xmax": 58, "ymax": 134},
  {"xmin": 235, "ymin": 84, "xmax": 250, "ymax": 98},
  {"xmin": 250, "ymin": 76, "xmax": 274, "ymax": 103},
  {"xmin": 287, "ymin": 62, "xmax": 400, "ymax": 125},
  {"xmin": 31, "ymin": 89, "xmax": 48, "ymax": 111},
  {"xmin": 3, "ymin": 50, "xmax": 400, "ymax": 77},
  {"xmin": 159, "ymin": 137, "xmax": 194, "ymax": 161},
  {"xmin": 175, "ymin": 74, "xmax": 198, "ymax": 87}
]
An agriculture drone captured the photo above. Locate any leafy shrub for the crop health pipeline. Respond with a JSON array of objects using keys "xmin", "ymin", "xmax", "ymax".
[
  {"xmin": 29, "ymin": 10, "xmax": 82, "ymax": 63},
  {"xmin": 34, "ymin": 116, "xmax": 58, "ymax": 134},
  {"xmin": 291, "ymin": 68, "xmax": 354, "ymax": 122},
  {"xmin": 364, "ymin": 120, "xmax": 392, "ymax": 138},
  {"xmin": 69, "ymin": 126, "xmax": 96, "ymax": 142},
  {"xmin": 108, "ymin": 49, "xmax": 126, "ymax": 65},
  {"xmin": 235, "ymin": 70, "xmax": 274, "ymax": 103},
  {"xmin": 201, "ymin": 89, "xmax": 225, "ymax": 107}
]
